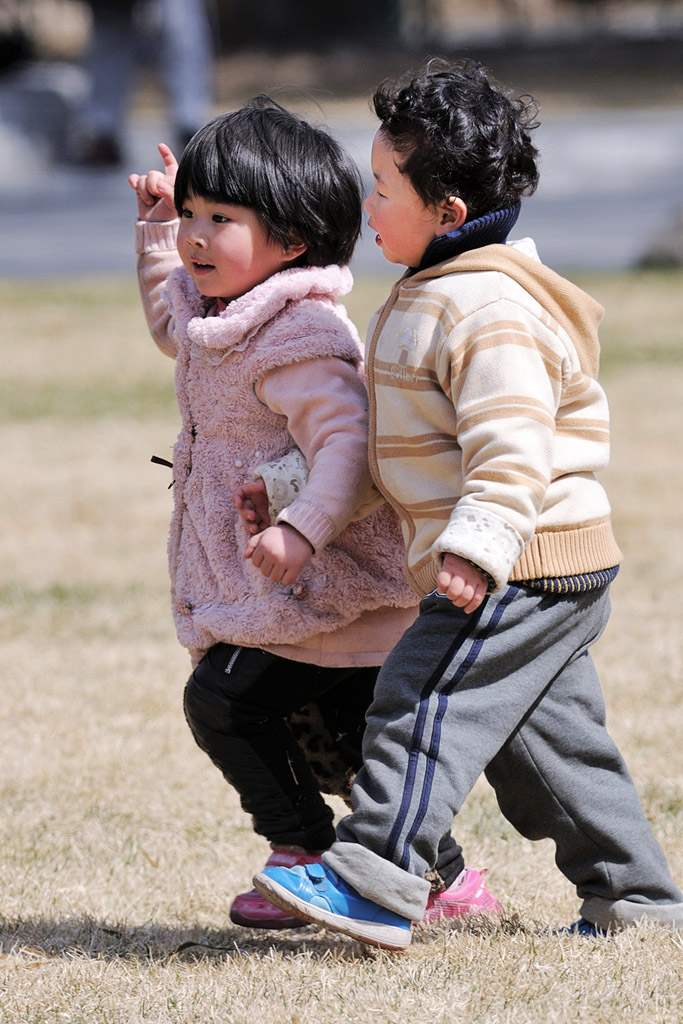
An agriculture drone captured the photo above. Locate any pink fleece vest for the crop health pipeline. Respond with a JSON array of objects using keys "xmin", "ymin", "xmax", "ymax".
[{"xmin": 162, "ymin": 263, "xmax": 414, "ymax": 662}]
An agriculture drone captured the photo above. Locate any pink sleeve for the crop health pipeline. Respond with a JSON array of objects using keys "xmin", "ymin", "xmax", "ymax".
[
  {"xmin": 258, "ymin": 357, "xmax": 377, "ymax": 552},
  {"xmin": 135, "ymin": 219, "xmax": 183, "ymax": 358}
]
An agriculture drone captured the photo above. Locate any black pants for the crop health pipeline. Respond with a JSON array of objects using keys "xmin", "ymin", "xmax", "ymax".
[{"xmin": 184, "ymin": 643, "xmax": 378, "ymax": 852}]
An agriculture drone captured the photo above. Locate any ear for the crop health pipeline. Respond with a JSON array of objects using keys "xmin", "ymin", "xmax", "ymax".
[
  {"xmin": 282, "ymin": 240, "xmax": 308, "ymax": 263},
  {"xmin": 434, "ymin": 196, "xmax": 468, "ymax": 237}
]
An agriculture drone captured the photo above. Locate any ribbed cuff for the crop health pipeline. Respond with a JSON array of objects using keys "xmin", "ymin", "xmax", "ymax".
[
  {"xmin": 134, "ymin": 218, "xmax": 180, "ymax": 254},
  {"xmin": 278, "ymin": 499, "xmax": 337, "ymax": 554}
]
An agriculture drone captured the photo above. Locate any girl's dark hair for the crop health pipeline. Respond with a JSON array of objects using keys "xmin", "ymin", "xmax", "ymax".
[
  {"xmin": 372, "ymin": 58, "xmax": 540, "ymax": 220},
  {"xmin": 174, "ymin": 97, "xmax": 362, "ymax": 267}
]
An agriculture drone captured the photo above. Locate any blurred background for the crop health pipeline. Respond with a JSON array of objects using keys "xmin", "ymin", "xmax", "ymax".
[{"xmin": 0, "ymin": 0, "xmax": 682, "ymax": 276}]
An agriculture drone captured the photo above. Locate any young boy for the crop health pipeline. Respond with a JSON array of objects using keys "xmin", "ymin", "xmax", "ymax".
[{"xmin": 252, "ymin": 59, "xmax": 683, "ymax": 949}]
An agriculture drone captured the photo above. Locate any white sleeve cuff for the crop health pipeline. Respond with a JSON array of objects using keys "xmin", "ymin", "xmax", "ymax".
[
  {"xmin": 253, "ymin": 449, "xmax": 309, "ymax": 523},
  {"xmin": 431, "ymin": 505, "xmax": 525, "ymax": 592}
]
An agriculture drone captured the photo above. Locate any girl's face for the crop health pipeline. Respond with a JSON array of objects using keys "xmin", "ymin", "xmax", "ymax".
[
  {"xmin": 177, "ymin": 194, "xmax": 303, "ymax": 302},
  {"xmin": 364, "ymin": 131, "xmax": 464, "ymax": 268}
]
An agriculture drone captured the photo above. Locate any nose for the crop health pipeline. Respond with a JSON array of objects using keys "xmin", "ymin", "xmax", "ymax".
[
  {"xmin": 187, "ymin": 229, "xmax": 207, "ymax": 249},
  {"xmin": 363, "ymin": 193, "xmax": 374, "ymax": 217},
  {"xmin": 183, "ymin": 218, "xmax": 208, "ymax": 248}
]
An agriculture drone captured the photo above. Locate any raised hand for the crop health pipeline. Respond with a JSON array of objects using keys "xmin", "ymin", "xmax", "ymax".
[{"xmin": 128, "ymin": 143, "xmax": 179, "ymax": 222}]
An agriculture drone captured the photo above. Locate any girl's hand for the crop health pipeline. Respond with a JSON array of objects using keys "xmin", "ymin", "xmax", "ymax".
[
  {"xmin": 437, "ymin": 553, "xmax": 488, "ymax": 613},
  {"xmin": 233, "ymin": 478, "xmax": 271, "ymax": 536},
  {"xmin": 244, "ymin": 524, "xmax": 314, "ymax": 585},
  {"xmin": 128, "ymin": 143, "xmax": 179, "ymax": 222}
]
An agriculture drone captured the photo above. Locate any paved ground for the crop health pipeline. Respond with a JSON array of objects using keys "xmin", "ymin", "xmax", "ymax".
[{"xmin": 1, "ymin": 93, "xmax": 682, "ymax": 279}]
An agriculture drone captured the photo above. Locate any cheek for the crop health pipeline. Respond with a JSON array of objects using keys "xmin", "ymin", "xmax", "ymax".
[{"xmin": 176, "ymin": 221, "xmax": 189, "ymax": 250}]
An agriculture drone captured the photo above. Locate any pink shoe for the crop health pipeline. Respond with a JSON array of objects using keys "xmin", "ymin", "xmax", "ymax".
[
  {"xmin": 420, "ymin": 868, "xmax": 504, "ymax": 925},
  {"xmin": 230, "ymin": 848, "xmax": 324, "ymax": 929}
]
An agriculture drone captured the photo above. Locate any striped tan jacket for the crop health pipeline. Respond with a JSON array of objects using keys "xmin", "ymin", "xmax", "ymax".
[{"xmin": 365, "ymin": 237, "xmax": 622, "ymax": 598}]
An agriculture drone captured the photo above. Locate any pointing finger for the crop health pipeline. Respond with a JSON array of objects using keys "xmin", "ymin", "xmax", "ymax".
[{"xmin": 158, "ymin": 142, "xmax": 179, "ymax": 176}]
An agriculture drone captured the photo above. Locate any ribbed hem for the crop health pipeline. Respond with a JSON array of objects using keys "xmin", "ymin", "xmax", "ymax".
[
  {"xmin": 134, "ymin": 218, "xmax": 180, "ymax": 254},
  {"xmin": 407, "ymin": 521, "xmax": 622, "ymax": 598},
  {"xmin": 511, "ymin": 522, "xmax": 622, "ymax": 583},
  {"xmin": 519, "ymin": 567, "xmax": 619, "ymax": 594}
]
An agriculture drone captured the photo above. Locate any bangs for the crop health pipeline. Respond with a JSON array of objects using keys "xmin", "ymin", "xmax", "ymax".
[
  {"xmin": 175, "ymin": 118, "xmax": 266, "ymax": 209},
  {"xmin": 173, "ymin": 99, "xmax": 362, "ymax": 267}
]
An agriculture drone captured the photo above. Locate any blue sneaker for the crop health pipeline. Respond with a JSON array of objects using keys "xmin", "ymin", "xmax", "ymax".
[
  {"xmin": 253, "ymin": 862, "xmax": 412, "ymax": 950},
  {"xmin": 556, "ymin": 917, "xmax": 610, "ymax": 937}
]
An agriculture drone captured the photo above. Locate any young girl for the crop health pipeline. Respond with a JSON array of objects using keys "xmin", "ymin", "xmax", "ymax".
[{"xmin": 129, "ymin": 97, "xmax": 501, "ymax": 930}]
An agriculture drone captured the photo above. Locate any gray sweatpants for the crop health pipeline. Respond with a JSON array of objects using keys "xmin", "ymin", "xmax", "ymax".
[{"xmin": 326, "ymin": 585, "xmax": 683, "ymax": 928}]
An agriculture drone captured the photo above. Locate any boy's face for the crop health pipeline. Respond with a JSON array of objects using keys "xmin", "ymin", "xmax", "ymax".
[{"xmin": 364, "ymin": 131, "xmax": 459, "ymax": 269}]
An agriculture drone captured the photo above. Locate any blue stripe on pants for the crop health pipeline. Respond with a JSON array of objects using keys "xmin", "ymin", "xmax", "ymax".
[{"xmin": 385, "ymin": 587, "xmax": 518, "ymax": 868}]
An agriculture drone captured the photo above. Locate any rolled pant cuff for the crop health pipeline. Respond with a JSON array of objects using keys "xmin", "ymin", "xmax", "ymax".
[
  {"xmin": 324, "ymin": 840, "xmax": 431, "ymax": 920},
  {"xmin": 581, "ymin": 896, "xmax": 683, "ymax": 931}
]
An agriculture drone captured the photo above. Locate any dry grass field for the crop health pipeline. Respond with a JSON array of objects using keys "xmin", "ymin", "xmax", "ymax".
[{"xmin": 1, "ymin": 268, "xmax": 682, "ymax": 1023}]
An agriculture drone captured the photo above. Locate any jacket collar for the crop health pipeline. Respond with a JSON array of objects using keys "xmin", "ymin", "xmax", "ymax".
[
  {"xmin": 415, "ymin": 203, "xmax": 521, "ymax": 272},
  {"xmin": 166, "ymin": 263, "xmax": 353, "ymax": 357}
]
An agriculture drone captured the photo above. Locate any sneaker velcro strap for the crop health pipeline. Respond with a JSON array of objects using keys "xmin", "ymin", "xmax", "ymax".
[{"xmin": 305, "ymin": 862, "xmax": 328, "ymax": 888}]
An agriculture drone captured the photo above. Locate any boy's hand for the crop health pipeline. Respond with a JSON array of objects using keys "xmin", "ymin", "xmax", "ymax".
[
  {"xmin": 233, "ymin": 478, "xmax": 271, "ymax": 536},
  {"xmin": 437, "ymin": 553, "xmax": 488, "ymax": 613},
  {"xmin": 244, "ymin": 524, "xmax": 314, "ymax": 585},
  {"xmin": 128, "ymin": 143, "xmax": 178, "ymax": 222}
]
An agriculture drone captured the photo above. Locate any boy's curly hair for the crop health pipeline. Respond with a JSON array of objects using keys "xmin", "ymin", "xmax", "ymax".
[{"xmin": 372, "ymin": 58, "xmax": 540, "ymax": 220}]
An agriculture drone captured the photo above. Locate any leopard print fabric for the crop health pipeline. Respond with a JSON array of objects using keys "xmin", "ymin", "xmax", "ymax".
[{"xmin": 287, "ymin": 701, "xmax": 358, "ymax": 806}]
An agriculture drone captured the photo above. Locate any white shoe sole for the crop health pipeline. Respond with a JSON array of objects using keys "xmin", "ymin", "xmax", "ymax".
[{"xmin": 253, "ymin": 872, "xmax": 411, "ymax": 950}]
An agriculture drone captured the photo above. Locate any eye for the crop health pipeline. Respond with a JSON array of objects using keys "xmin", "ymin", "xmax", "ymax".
[
  {"xmin": 212, "ymin": 213, "xmax": 230, "ymax": 223},
  {"xmin": 180, "ymin": 207, "xmax": 194, "ymax": 219}
]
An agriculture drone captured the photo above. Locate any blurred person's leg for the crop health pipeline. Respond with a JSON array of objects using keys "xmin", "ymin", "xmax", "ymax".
[
  {"xmin": 159, "ymin": 0, "xmax": 213, "ymax": 152},
  {"xmin": 78, "ymin": 0, "xmax": 138, "ymax": 165}
]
